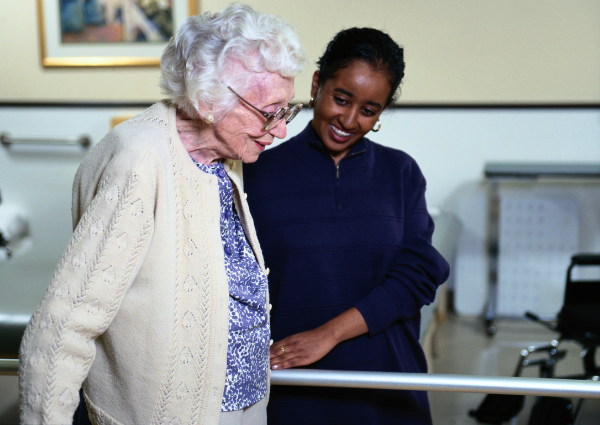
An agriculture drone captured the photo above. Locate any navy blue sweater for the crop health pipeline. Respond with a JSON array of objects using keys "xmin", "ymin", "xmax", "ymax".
[{"xmin": 244, "ymin": 124, "xmax": 450, "ymax": 425}]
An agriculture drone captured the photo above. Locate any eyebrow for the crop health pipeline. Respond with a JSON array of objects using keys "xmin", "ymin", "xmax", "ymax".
[{"xmin": 333, "ymin": 88, "xmax": 383, "ymax": 109}]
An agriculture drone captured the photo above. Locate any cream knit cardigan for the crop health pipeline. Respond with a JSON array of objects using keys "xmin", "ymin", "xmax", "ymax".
[{"xmin": 19, "ymin": 101, "xmax": 269, "ymax": 425}]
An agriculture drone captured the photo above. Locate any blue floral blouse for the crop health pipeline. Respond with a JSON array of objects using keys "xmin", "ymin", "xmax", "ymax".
[{"xmin": 192, "ymin": 159, "xmax": 270, "ymax": 412}]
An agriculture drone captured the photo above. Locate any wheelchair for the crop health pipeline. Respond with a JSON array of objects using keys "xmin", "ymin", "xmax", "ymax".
[{"xmin": 469, "ymin": 253, "xmax": 600, "ymax": 425}]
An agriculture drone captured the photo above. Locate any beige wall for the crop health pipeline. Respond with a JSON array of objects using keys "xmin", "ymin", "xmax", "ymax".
[{"xmin": 1, "ymin": 0, "xmax": 599, "ymax": 104}]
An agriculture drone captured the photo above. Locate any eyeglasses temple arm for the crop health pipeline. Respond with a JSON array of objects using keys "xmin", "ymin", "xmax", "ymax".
[{"xmin": 227, "ymin": 86, "xmax": 271, "ymax": 119}]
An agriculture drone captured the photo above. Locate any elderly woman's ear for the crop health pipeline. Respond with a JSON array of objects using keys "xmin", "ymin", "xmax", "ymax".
[{"xmin": 194, "ymin": 103, "xmax": 214, "ymax": 124}]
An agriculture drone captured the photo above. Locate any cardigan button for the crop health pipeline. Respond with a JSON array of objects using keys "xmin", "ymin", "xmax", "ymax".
[
  {"xmin": 269, "ymin": 339, "xmax": 273, "ymax": 346},
  {"xmin": 244, "ymin": 193, "xmax": 248, "ymax": 200},
  {"xmin": 265, "ymin": 267, "xmax": 270, "ymax": 276},
  {"xmin": 268, "ymin": 303, "xmax": 272, "ymax": 311}
]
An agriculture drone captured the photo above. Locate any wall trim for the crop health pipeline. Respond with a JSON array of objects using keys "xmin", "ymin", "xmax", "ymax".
[
  {"xmin": 0, "ymin": 101, "xmax": 599, "ymax": 110},
  {"xmin": 0, "ymin": 101, "xmax": 155, "ymax": 108}
]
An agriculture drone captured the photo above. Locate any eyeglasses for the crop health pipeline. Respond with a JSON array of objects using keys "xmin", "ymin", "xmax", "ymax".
[{"xmin": 227, "ymin": 86, "xmax": 303, "ymax": 131}]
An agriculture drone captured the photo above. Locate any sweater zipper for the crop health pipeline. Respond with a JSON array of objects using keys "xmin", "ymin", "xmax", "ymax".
[
  {"xmin": 335, "ymin": 162, "xmax": 341, "ymax": 210},
  {"xmin": 332, "ymin": 148, "xmax": 365, "ymax": 211}
]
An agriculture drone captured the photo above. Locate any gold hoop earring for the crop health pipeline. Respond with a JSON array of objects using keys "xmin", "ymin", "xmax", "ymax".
[
  {"xmin": 372, "ymin": 120, "xmax": 381, "ymax": 132},
  {"xmin": 308, "ymin": 97, "xmax": 314, "ymax": 108},
  {"xmin": 203, "ymin": 113, "xmax": 214, "ymax": 124}
]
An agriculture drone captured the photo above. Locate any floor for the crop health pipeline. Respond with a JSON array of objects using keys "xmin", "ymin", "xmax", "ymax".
[{"xmin": 430, "ymin": 314, "xmax": 600, "ymax": 425}]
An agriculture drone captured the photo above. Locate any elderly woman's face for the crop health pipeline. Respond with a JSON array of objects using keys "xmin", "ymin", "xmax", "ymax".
[{"xmin": 211, "ymin": 72, "xmax": 295, "ymax": 163}]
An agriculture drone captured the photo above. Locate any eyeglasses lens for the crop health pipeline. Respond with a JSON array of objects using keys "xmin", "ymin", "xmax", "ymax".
[
  {"xmin": 285, "ymin": 104, "xmax": 302, "ymax": 122},
  {"xmin": 263, "ymin": 104, "xmax": 303, "ymax": 131}
]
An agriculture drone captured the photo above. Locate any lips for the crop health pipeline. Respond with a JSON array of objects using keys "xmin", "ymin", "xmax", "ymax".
[
  {"xmin": 254, "ymin": 140, "xmax": 271, "ymax": 151},
  {"xmin": 331, "ymin": 125, "xmax": 351, "ymax": 137},
  {"xmin": 328, "ymin": 124, "xmax": 353, "ymax": 143}
]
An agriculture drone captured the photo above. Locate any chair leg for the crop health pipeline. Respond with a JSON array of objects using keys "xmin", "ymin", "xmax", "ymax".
[
  {"xmin": 582, "ymin": 345, "xmax": 599, "ymax": 376},
  {"xmin": 570, "ymin": 398, "xmax": 585, "ymax": 425}
]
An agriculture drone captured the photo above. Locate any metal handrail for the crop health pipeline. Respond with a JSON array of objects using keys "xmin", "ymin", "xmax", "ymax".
[
  {"xmin": 2, "ymin": 359, "xmax": 599, "ymax": 398},
  {"xmin": 271, "ymin": 369, "xmax": 600, "ymax": 399},
  {"xmin": 0, "ymin": 132, "xmax": 91, "ymax": 148},
  {"xmin": 0, "ymin": 359, "xmax": 18, "ymax": 376}
]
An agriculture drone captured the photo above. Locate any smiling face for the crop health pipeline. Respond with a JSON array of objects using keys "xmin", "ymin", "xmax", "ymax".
[
  {"xmin": 208, "ymin": 71, "xmax": 295, "ymax": 163},
  {"xmin": 310, "ymin": 60, "xmax": 391, "ymax": 164}
]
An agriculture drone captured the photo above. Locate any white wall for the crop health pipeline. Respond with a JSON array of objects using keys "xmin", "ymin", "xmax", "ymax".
[
  {"xmin": 1, "ymin": 105, "xmax": 599, "ymax": 325},
  {"xmin": 282, "ymin": 108, "xmax": 600, "ymax": 208}
]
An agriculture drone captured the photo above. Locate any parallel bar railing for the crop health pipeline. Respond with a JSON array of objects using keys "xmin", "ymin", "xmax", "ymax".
[
  {"xmin": 0, "ymin": 359, "xmax": 18, "ymax": 376},
  {"xmin": 2, "ymin": 359, "xmax": 599, "ymax": 398},
  {"xmin": 0, "ymin": 132, "xmax": 91, "ymax": 148},
  {"xmin": 270, "ymin": 369, "xmax": 600, "ymax": 399}
]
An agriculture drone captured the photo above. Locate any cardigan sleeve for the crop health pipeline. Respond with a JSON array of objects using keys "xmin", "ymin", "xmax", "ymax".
[
  {"xmin": 354, "ymin": 172, "xmax": 450, "ymax": 337},
  {"xmin": 19, "ymin": 161, "xmax": 155, "ymax": 425}
]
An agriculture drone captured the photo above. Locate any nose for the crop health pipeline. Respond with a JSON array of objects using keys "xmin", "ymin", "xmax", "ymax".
[
  {"xmin": 340, "ymin": 107, "xmax": 359, "ymax": 130},
  {"xmin": 268, "ymin": 119, "xmax": 287, "ymax": 139}
]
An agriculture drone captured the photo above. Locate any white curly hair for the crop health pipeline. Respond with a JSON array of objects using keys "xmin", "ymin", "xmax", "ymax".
[{"xmin": 160, "ymin": 2, "xmax": 307, "ymax": 121}]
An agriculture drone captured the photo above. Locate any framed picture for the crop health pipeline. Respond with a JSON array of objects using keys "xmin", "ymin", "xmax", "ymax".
[{"xmin": 37, "ymin": 0, "xmax": 199, "ymax": 67}]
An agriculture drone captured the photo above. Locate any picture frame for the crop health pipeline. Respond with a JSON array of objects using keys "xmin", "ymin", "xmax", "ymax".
[{"xmin": 37, "ymin": 0, "xmax": 199, "ymax": 67}]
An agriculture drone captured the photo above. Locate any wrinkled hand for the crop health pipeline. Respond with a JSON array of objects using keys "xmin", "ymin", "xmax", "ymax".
[{"xmin": 270, "ymin": 326, "xmax": 337, "ymax": 370}]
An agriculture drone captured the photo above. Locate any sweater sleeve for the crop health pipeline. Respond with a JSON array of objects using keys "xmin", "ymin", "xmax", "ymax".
[
  {"xmin": 355, "ymin": 173, "xmax": 450, "ymax": 337},
  {"xmin": 19, "ymin": 164, "xmax": 155, "ymax": 425}
]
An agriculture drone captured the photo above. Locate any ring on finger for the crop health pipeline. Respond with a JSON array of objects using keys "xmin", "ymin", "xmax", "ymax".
[{"xmin": 279, "ymin": 345, "xmax": 285, "ymax": 353}]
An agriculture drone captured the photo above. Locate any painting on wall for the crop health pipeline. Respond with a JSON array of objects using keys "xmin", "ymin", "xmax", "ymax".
[{"xmin": 37, "ymin": 0, "xmax": 198, "ymax": 67}]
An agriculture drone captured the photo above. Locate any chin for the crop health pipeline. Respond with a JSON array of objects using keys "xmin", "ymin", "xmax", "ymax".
[{"xmin": 242, "ymin": 153, "xmax": 261, "ymax": 164}]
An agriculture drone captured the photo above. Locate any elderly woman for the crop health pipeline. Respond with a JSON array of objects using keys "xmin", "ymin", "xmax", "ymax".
[
  {"xmin": 244, "ymin": 28, "xmax": 449, "ymax": 424},
  {"xmin": 18, "ymin": 4, "xmax": 306, "ymax": 425}
]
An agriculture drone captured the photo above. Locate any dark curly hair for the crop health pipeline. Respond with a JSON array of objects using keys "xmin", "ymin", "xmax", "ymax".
[{"xmin": 316, "ymin": 27, "xmax": 405, "ymax": 106}]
